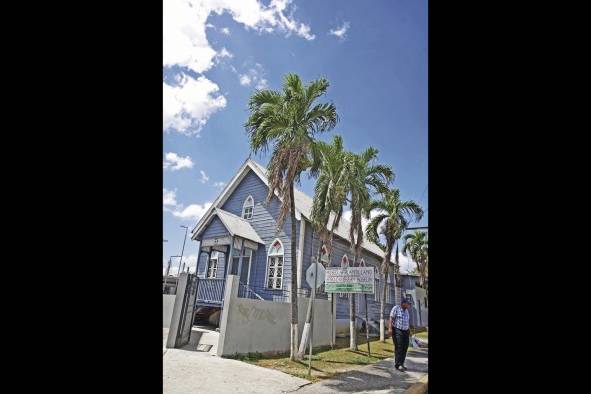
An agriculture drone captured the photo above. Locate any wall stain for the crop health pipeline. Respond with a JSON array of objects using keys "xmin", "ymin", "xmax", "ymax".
[{"xmin": 237, "ymin": 304, "xmax": 277, "ymax": 325}]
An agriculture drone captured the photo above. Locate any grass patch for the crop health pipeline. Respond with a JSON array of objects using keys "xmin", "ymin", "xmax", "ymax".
[{"xmin": 232, "ymin": 336, "xmax": 420, "ymax": 382}]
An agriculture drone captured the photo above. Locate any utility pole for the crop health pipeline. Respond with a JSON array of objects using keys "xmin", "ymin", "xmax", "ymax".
[{"xmin": 178, "ymin": 225, "xmax": 189, "ymax": 275}]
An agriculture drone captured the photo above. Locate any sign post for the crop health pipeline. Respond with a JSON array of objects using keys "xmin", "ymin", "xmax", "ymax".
[
  {"xmin": 305, "ymin": 262, "xmax": 325, "ymax": 376},
  {"xmin": 325, "ymin": 266, "xmax": 375, "ymax": 359}
]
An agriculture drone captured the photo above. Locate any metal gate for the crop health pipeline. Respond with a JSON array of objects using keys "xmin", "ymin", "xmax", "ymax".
[{"xmin": 166, "ymin": 273, "xmax": 199, "ymax": 348}]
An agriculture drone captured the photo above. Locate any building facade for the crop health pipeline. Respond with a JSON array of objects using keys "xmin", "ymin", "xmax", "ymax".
[{"xmin": 190, "ymin": 159, "xmax": 418, "ymax": 334}]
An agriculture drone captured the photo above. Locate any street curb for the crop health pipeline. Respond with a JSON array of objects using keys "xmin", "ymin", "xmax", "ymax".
[{"xmin": 402, "ymin": 374, "xmax": 428, "ymax": 394}]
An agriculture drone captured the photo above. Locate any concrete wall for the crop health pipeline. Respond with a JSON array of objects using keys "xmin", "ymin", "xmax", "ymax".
[
  {"xmin": 414, "ymin": 286, "xmax": 428, "ymax": 327},
  {"xmin": 217, "ymin": 275, "xmax": 335, "ymax": 356},
  {"xmin": 163, "ymin": 294, "xmax": 176, "ymax": 328}
]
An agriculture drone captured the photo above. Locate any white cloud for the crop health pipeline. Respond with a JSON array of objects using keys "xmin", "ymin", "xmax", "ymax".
[
  {"xmin": 164, "ymin": 187, "xmax": 212, "ymax": 221},
  {"xmin": 221, "ymin": 27, "xmax": 230, "ymax": 35},
  {"xmin": 343, "ymin": 209, "xmax": 385, "ymax": 232},
  {"xmin": 163, "ymin": 0, "xmax": 315, "ymax": 136},
  {"xmin": 329, "ymin": 21, "xmax": 350, "ymax": 39},
  {"xmin": 397, "ymin": 251, "xmax": 418, "ymax": 274},
  {"xmin": 217, "ymin": 47, "xmax": 233, "ymax": 59},
  {"xmin": 163, "ymin": 152, "xmax": 194, "ymax": 171},
  {"xmin": 200, "ymin": 170, "xmax": 210, "ymax": 183},
  {"xmin": 163, "ymin": 74, "xmax": 227, "ymax": 136},
  {"xmin": 214, "ymin": 181, "xmax": 227, "ymax": 189},
  {"xmin": 239, "ymin": 74, "xmax": 252, "ymax": 86},
  {"xmin": 256, "ymin": 78, "xmax": 269, "ymax": 89},
  {"xmin": 172, "ymin": 202, "xmax": 213, "ymax": 220},
  {"xmin": 238, "ymin": 64, "xmax": 268, "ymax": 89},
  {"xmin": 164, "ymin": 0, "xmax": 314, "ymax": 71},
  {"xmin": 163, "ymin": 188, "xmax": 179, "ymax": 207}
]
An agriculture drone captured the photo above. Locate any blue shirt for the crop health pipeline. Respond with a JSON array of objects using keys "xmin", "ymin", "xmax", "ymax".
[{"xmin": 390, "ymin": 305, "xmax": 410, "ymax": 330}]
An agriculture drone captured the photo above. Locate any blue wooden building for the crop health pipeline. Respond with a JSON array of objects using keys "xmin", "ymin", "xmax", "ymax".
[{"xmin": 190, "ymin": 158, "xmax": 405, "ymax": 332}]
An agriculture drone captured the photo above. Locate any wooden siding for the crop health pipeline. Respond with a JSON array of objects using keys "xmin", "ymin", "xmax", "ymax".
[{"xmin": 219, "ymin": 169, "xmax": 298, "ymax": 300}]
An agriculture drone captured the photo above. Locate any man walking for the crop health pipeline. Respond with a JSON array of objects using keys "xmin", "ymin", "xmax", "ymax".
[{"xmin": 389, "ymin": 298, "xmax": 411, "ymax": 371}]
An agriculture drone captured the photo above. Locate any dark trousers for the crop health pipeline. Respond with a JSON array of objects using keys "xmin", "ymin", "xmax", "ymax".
[{"xmin": 392, "ymin": 327, "xmax": 410, "ymax": 367}]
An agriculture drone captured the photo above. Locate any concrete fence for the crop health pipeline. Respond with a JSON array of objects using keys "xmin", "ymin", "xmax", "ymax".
[
  {"xmin": 163, "ymin": 294, "xmax": 176, "ymax": 328},
  {"xmin": 217, "ymin": 275, "xmax": 336, "ymax": 357}
]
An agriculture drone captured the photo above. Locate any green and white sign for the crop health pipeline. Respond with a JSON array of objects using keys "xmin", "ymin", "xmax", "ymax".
[{"xmin": 325, "ymin": 267, "xmax": 375, "ymax": 294}]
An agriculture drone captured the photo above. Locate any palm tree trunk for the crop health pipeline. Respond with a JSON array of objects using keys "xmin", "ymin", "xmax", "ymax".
[
  {"xmin": 349, "ymin": 245, "xmax": 361, "ymax": 350},
  {"xmin": 379, "ymin": 243, "xmax": 393, "ymax": 342},
  {"xmin": 297, "ymin": 233, "xmax": 325, "ymax": 359},
  {"xmin": 289, "ymin": 183, "xmax": 299, "ymax": 361},
  {"xmin": 349, "ymin": 293, "xmax": 357, "ymax": 350}
]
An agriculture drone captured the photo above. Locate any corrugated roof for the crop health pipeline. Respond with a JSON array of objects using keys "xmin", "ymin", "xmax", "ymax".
[{"xmin": 214, "ymin": 208, "xmax": 265, "ymax": 244}]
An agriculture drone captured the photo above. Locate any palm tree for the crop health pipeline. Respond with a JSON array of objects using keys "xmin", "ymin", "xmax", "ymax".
[
  {"xmin": 245, "ymin": 73, "xmax": 338, "ymax": 360},
  {"xmin": 297, "ymin": 135, "xmax": 348, "ymax": 358},
  {"xmin": 403, "ymin": 230, "xmax": 429, "ymax": 290},
  {"xmin": 345, "ymin": 148, "xmax": 393, "ymax": 350},
  {"xmin": 366, "ymin": 188, "xmax": 423, "ymax": 341}
]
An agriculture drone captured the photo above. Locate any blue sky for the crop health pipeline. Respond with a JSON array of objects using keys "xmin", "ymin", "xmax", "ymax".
[{"xmin": 163, "ymin": 0, "xmax": 428, "ymax": 274}]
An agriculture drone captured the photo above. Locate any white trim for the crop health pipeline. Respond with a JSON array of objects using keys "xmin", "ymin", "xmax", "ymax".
[
  {"xmin": 201, "ymin": 236, "xmax": 232, "ymax": 247},
  {"xmin": 341, "ymin": 254, "xmax": 349, "ymax": 268},
  {"xmin": 206, "ymin": 252, "xmax": 219, "ymax": 279},
  {"xmin": 191, "ymin": 160, "xmax": 252, "ymax": 238},
  {"xmin": 268, "ymin": 238, "xmax": 284, "ymax": 256},
  {"xmin": 242, "ymin": 195, "xmax": 254, "ymax": 219},
  {"xmin": 243, "ymin": 239, "xmax": 258, "ymax": 251},
  {"xmin": 266, "ymin": 238, "xmax": 284, "ymax": 289},
  {"xmin": 191, "ymin": 160, "xmax": 301, "ymax": 240}
]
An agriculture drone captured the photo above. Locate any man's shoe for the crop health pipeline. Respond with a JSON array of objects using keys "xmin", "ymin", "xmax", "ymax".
[
  {"xmin": 394, "ymin": 364, "xmax": 400, "ymax": 370},
  {"xmin": 399, "ymin": 366, "xmax": 407, "ymax": 372}
]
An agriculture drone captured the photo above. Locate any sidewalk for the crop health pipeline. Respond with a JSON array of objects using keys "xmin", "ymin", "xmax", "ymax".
[
  {"xmin": 293, "ymin": 348, "xmax": 428, "ymax": 394},
  {"xmin": 164, "ymin": 327, "xmax": 309, "ymax": 394}
]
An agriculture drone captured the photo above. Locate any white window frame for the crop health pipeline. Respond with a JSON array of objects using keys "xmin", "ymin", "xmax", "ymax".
[
  {"xmin": 207, "ymin": 251, "xmax": 219, "ymax": 279},
  {"xmin": 341, "ymin": 254, "xmax": 349, "ymax": 268},
  {"xmin": 242, "ymin": 195, "xmax": 254, "ymax": 219},
  {"xmin": 266, "ymin": 238, "xmax": 284, "ymax": 289}
]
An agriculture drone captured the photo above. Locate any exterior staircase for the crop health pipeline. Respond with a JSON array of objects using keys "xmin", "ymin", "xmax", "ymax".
[{"xmin": 182, "ymin": 326, "xmax": 220, "ymax": 355}]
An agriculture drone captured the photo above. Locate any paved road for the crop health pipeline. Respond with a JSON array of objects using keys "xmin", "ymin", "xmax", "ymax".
[{"xmin": 293, "ymin": 348, "xmax": 428, "ymax": 394}]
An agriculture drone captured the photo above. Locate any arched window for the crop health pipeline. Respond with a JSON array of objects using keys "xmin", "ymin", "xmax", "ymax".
[
  {"xmin": 358, "ymin": 258, "xmax": 366, "ymax": 267},
  {"xmin": 266, "ymin": 239, "xmax": 284, "ymax": 289},
  {"xmin": 320, "ymin": 244, "xmax": 329, "ymax": 265},
  {"xmin": 242, "ymin": 195, "xmax": 254, "ymax": 219},
  {"xmin": 341, "ymin": 254, "xmax": 349, "ymax": 268}
]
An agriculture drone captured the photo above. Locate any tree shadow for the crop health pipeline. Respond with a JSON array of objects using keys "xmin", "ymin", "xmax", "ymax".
[{"xmin": 299, "ymin": 352, "xmax": 427, "ymax": 393}]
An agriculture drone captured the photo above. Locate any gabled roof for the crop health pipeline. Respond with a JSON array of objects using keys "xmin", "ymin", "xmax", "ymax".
[
  {"xmin": 191, "ymin": 158, "xmax": 395, "ymax": 263},
  {"xmin": 194, "ymin": 207, "xmax": 264, "ymax": 244}
]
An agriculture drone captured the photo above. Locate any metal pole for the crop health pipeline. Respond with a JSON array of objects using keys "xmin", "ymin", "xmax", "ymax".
[
  {"xmin": 163, "ymin": 257, "xmax": 172, "ymax": 293},
  {"xmin": 308, "ymin": 260, "xmax": 318, "ymax": 376},
  {"xmin": 178, "ymin": 225, "xmax": 188, "ymax": 275},
  {"xmin": 365, "ymin": 293, "xmax": 371, "ymax": 358}
]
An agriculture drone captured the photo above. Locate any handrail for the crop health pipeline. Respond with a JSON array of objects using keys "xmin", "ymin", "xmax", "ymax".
[{"xmin": 238, "ymin": 281, "xmax": 264, "ymax": 300}]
